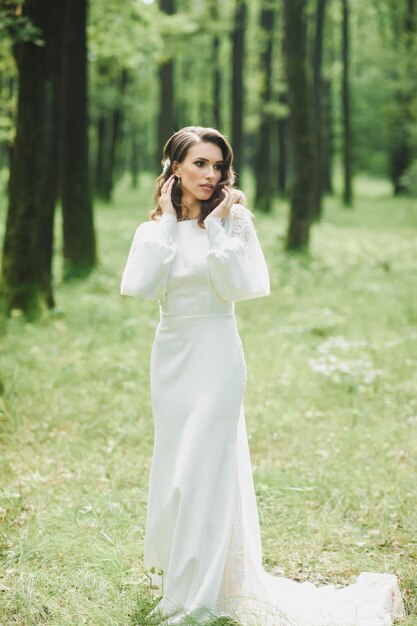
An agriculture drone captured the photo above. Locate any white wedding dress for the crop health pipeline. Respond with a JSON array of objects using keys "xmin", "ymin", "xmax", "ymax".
[{"xmin": 120, "ymin": 205, "xmax": 406, "ymax": 626}]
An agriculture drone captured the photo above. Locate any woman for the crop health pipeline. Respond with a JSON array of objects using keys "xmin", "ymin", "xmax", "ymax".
[{"xmin": 121, "ymin": 126, "xmax": 405, "ymax": 626}]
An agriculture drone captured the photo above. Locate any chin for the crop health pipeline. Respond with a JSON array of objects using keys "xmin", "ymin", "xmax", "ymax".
[{"xmin": 196, "ymin": 190, "xmax": 215, "ymax": 200}]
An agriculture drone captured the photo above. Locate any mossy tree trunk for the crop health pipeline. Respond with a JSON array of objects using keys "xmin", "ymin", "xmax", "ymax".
[
  {"xmin": 1, "ymin": 0, "xmax": 62, "ymax": 318},
  {"xmin": 284, "ymin": 0, "xmax": 313, "ymax": 251},
  {"xmin": 60, "ymin": 0, "xmax": 96, "ymax": 280}
]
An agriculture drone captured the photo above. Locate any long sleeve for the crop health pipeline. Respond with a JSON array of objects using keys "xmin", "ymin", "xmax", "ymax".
[
  {"xmin": 120, "ymin": 213, "xmax": 177, "ymax": 300},
  {"xmin": 204, "ymin": 204, "xmax": 270, "ymax": 303}
]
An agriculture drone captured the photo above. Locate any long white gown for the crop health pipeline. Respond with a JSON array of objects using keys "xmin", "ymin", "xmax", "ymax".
[{"xmin": 120, "ymin": 205, "xmax": 406, "ymax": 626}]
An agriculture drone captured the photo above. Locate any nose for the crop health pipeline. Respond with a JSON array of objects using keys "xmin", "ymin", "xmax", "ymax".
[{"xmin": 205, "ymin": 165, "xmax": 215, "ymax": 179}]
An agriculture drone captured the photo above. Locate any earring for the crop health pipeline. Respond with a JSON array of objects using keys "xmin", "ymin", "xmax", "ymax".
[{"xmin": 177, "ymin": 176, "xmax": 181, "ymax": 185}]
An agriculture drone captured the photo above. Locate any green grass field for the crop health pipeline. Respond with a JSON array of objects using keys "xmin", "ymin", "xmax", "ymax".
[{"xmin": 1, "ymin": 177, "xmax": 416, "ymax": 625}]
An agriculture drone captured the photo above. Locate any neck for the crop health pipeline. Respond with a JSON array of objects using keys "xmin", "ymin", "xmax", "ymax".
[{"xmin": 181, "ymin": 191, "xmax": 201, "ymax": 219}]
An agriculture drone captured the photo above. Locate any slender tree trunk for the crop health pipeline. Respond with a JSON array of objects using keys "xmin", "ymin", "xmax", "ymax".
[
  {"xmin": 284, "ymin": 0, "xmax": 313, "ymax": 250},
  {"xmin": 1, "ymin": 0, "xmax": 62, "ymax": 318},
  {"xmin": 277, "ymin": 36, "xmax": 288, "ymax": 196},
  {"xmin": 130, "ymin": 124, "xmax": 140, "ymax": 189},
  {"xmin": 341, "ymin": 0, "xmax": 353, "ymax": 206},
  {"xmin": 390, "ymin": 0, "xmax": 416, "ymax": 194},
  {"xmin": 60, "ymin": 0, "xmax": 96, "ymax": 279},
  {"xmin": 157, "ymin": 0, "xmax": 175, "ymax": 169},
  {"xmin": 254, "ymin": 5, "xmax": 275, "ymax": 213},
  {"xmin": 322, "ymin": 78, "xmax": 334, "ymax": 194},
  {"xmin": 95, "ymin": 114, "xmax": 106, "ymax": 198},
  {"xmin": 107, "ymin": 68, "xmax": 128, "ymax": 197},
  {"xmin": 311, "ymin": 0, "xmax": 326, "ymax": 220},
  {"xmin": 95, "ymin": 69, "xmax": 129, "ymax": 202},
  {"xmin": 211, "ymin": 0, "xmax": 222, "ymax": 130},
  {"xmin": 231, "ymin": 0, "xmax": 246, "ymax": 180},
  {"xmin": 277, "ymin": 92, "xmax": 287, "ymax": 195}
]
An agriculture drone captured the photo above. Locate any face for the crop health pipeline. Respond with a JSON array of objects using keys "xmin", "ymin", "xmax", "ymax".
[{"xmin": 173, "ymin": 141, "xmax": 224, "ymax": 203}]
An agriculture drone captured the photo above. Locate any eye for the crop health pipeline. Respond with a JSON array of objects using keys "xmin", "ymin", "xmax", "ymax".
[
  {"xmin": 195, "ymin": 160, "xmax": 205, "ymax": 167},
  {"xmin": 215, "ymin": 164, "xmax": 223, "ymax": 171}
]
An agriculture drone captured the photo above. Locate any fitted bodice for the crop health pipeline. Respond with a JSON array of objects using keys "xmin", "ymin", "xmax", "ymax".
[{"xmin": 159, "ymin": 220, "xmax": 234, "ymax": 318}]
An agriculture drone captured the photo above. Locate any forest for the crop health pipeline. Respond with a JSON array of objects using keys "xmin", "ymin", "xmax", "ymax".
[
  {"xmin": 0, "ymin": 0, "xmax": 416, "ymax": 625},
  {"xmin": 0, "ymin": 0, "xmax": 415, "ymax": 316}
]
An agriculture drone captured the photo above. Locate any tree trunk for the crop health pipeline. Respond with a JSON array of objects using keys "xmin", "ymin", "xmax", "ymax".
[
  {"xmin": 157, "ymin": 0, "xmax": 175, "ymax": 169},
  {"xmin": 277, "ymin": 91, "xmax": 288, "ymax": 195},
  {"xmin": 311, "ymin": 0, "xmax": 326, "ymax": 220},
  {"xmin": 60, "ymin": 0, "xmax": 96, "ymax": 280},
  {"xmin": 341, "ymin": 0, "xmax": 353, "ymax": 206},
  {"xmin": 390, "ymin": 0, "xmax": 416, "ymax": 194},
  {"xmin": 130, "ymin": 125, "xmax": 140, "ymax": 189},
  {"xmin": 284, "ymin": 0, "xmax": 313, "ymax": 251},
  {"xmin": 254, "ymin": 5, "xmax": 275, "ymax": 213},
  {"xmin": 211, "ymin": 0, "xmax": 222, "ymax": 130},
  {"xmin": 231, "ymin": 0, "xmax": 246, "ymax": 181},
  {"xmin": 322, "ymin": 77, "xmax": 334, "ymax": 194},
  {"xmin": 95, "ymin": 114, "xmax": 106, "ymax": 199},
  {"xmin": 1, "ymin": 0, "xmax": 62, "ymax": 318},
  {"xmin": 95, "ymin": 69, "xmax": 129, "ymax": 202}
]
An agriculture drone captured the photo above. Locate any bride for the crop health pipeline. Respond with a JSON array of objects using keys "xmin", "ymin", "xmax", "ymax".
[{"xmin": 120, "ymin": 126, "xmax": 406, "ymax": 626}]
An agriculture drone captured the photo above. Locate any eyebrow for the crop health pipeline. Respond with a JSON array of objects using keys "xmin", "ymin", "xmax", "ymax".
[{"xmin": 194, "ymin": 157, "xmax": 224, "ymax": 163}]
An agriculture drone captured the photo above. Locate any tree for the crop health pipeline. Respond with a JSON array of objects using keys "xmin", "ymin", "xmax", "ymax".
[
  {"xmin": 211, "ymin": 0, "xmax": 222, "ymax": 130},
  {"xmin": 231, "ymin": 0, "xmax": 246, "ymax": 181},
  {"xmin": 1, "ymin": 0, "xmax": 62, "ymax": 317},
  {"xmin": 283, "ymin": 0, "xmax": 313, "ymax": 250},
  {"xmin": 341, "ymin": 0, "xmax": 353, "ymax": 206},
  {"xmin": 60, "ymin": 0, "xmax": 97, "ymax": 279},
  {"xmin": 388, "ymin": 0, "xmax": 416, "ymax": 194},
  {"xmin": 254, "ymin": 3, "xmax": 275, "ymax": 213},
  {"xmin": 311, "ymin": 0, "xmax": 327, "ymax": 220},
  {"xmin": 157, "ymin": 0, "xmax": 175, "ymax": 168}
]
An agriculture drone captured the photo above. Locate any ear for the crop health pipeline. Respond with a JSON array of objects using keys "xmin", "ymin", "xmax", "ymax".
[{"xmin": 172, "ymin": 161, "xmax": 180, "ymax": 176}]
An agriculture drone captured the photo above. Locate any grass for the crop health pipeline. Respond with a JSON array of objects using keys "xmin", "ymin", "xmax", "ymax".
[{"xmin": 0, "ymin": 175, "xmax": 416, "ymax": 625}]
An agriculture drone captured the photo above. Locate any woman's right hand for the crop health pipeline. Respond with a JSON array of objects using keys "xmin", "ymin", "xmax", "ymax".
[{"xmin": 159, "ymin": 175, "xmax": 177, "ymax": 218}]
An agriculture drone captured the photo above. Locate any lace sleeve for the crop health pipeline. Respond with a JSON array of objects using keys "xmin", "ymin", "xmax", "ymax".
[
  {"xmin": 203, "ymin": 205, "xmax": 270, "ymax": 303},
  {"xmin": 229, "ymin": 206, "xmax": 255, "ymax": 264}
]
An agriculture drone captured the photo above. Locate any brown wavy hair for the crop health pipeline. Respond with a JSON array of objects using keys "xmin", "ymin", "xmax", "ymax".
[{"xmin": 150, "ymin": 126, "xmax": 247, "ymax": 229}]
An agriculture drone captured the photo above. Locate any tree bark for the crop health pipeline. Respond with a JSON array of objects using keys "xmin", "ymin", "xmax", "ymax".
[
  {"xmin": 157, "ymin": 0, "xmax": 175, "ymax": 170},
  {"xmin": 284, "ymin": 0, "xmax": 313, "ymax": 250},
  {"xmin": 1, "ymin": 0, "xmax": 62, "ymax": 317},
  {"xmin": 389, "ymin": 0, "xmax": 416, "ymax": 194},
  {"xmin": 211, "ymin": 0, "xmax": 222, "ymax": 130},
  {"xmin": 341, "ymin": 0, "xmax": 353, "ymax": 206},
  {"xmin": 95, "ymin": 68, "xmax": 129, "ymax": 202},
  {"xmin": 231, "ymin": 0, "xmax": 246, "ymax": 181},
  {"xmin": 277, "ymin": 91, "xmax": 288, "ymax": 195},
  {"xmin": 60, "ymin": 0, "xmax": 96, "ymax": 279},
  {"xmin": 322, "ymin": 77, "xmax": 334, "ymax": 194},
  {"xmin": 311, "ymin": 0, "xmax": 326, "ymax": 220},
  {"xmin": 254, "ymin": 5, "xmax": 275, "ymax": 213}
]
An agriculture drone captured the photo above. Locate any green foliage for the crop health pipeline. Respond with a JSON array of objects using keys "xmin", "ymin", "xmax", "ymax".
[{"xmin": 0, "ymin": 178, "xmax": 416, "ymax": 624}]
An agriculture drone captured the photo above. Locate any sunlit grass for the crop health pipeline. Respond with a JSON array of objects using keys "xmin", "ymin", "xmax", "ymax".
[{"xmin": 0, "ymin": 177, "xmax": 416, "ymax": 624}]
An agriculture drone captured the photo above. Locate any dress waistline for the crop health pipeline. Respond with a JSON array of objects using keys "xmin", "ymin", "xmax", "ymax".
[{"xmin": 158, "ymin": 313, "xmax": 236, "ymax": 327}]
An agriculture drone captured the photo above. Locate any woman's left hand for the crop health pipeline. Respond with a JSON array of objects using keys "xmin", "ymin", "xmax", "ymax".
[{"xmin": 206, "ymin": 185, "xmax": 235, "ymax": 220}]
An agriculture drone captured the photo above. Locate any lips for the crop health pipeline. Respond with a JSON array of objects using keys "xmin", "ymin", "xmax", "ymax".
[{"xmin": 200, "ymin": 184, "xmax": 214, "ymax": 191}]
